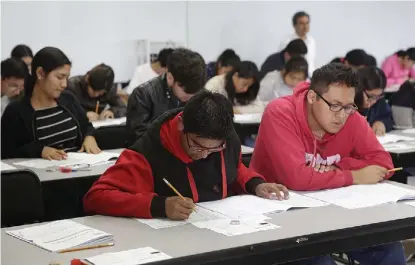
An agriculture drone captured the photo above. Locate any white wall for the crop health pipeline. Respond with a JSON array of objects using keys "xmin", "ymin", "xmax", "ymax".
[{"xmin": 2, "ymin": 1, "xmax": 414, "ymax": 81}]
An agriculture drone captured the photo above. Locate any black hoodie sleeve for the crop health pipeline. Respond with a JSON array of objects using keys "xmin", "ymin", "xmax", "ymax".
[{"xmin": 1, "ymin": 103, "xmax": 44, "ymax": 159}]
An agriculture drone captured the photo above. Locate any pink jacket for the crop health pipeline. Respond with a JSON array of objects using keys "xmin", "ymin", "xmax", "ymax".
[{"xmin": 381, "ymin": 54, "xmax": 414, "ymax": 86}]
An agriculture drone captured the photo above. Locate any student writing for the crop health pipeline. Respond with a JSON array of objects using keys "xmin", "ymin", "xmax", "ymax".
[
  {"xmin": 84, "ymin": 91, "xmax": 288, "ymax": 220},
  {"xmin": 126, "ymin": 48, "xmax": 206, "ymax": 146},
  {"xmin": 251, "ymin": 63, "xmax": 405, "ymax": 264},
  {"xmin": 1, "ymin": 47, "xmax": 101, "ymax": 160},
  {"xmin": 67, "ymin": 63, "xmax": 126, "ymax": 121},
  {"xmin": 382, "ymin": 48, "xmax": 415, "ymax": 87}
]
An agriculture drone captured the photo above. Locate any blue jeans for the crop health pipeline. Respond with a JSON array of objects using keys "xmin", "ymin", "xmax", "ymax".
[{"xmin": 295, "ymin": 242, "xmax": 405, "ymax": 265}]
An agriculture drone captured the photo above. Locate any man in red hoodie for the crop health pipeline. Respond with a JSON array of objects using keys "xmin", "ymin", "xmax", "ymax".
[
  {"xmin": 84, "ymin": 90, "xmax": 288, "ymax": 221},
  {"xmin": 251, "ymin": 63, "xmax": 405, "ymax": 264}
]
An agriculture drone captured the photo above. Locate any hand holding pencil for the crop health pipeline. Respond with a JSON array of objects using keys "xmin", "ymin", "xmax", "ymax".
[{"xmin": 163, "ymin": 178, "xmax": 196, "ymax": 220}]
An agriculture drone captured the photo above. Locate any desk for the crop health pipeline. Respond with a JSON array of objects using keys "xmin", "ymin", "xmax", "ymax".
[
  {"xmin": 1, "ymin": 149, "xmax": 123, "ymax": 221},
  {"xmin": 2, "ymin": 183, "xmax": 415, "ymax": 265},
  {"xmin": 234, "ymin": 114, "xmax": 262, "ymax": 144}
]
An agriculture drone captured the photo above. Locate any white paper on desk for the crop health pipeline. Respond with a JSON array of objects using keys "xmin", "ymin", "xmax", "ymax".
[
  {"xmin": 92, "ymin": 117, "xmax": 127, "ymax": 129},
  {"xmin": 233, "ymin": 113, "xmax": 262, "ymax": 124},
  {"xmin": 241, "ymin": 145, "xmax": 254, "ymax": 155},
  {"xmin": 86, "ymin": 247, "xmax": 171, "ymax": 265},
  {"xmin": 5, "ymin": 220, "xmax": 113, "ymax": 252},
  {"xmin": 402, "ymin": 128, "xmax": 415, "ymax": 134},
  {"xmin": 13, "ymin": 151, "xmax": 119, "ymax": 169},
  {"xmin": 304, "ymin": 183, "xmax": 415, "ymax": 209},
  {"xmin": 377, "ymin": 134, "xmax": 415, "ymax": 145},
  {"xmin": 382, "ymin": 142, "xmax": 415, "ymax": 152},
  {"xmin": 405, "ymin": 201, "xmax": 415, "ymax": 208},
  {"xmin": 0, "ymin": 161, "xmax": 17, "ymax": 171},
  {"xmin": 276, "ymin": 192, "xmax": 330, "ymax": 209}
]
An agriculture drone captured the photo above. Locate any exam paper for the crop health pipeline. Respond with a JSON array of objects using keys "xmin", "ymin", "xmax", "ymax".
[
  {"xmin": 13, "ymin": 151, "xmax": 119, "ymax": 169},
  {"xmin": 92, "ymin": 117, "xmax": 127, "ymax": 129},
  {"xmin": 86, "ymin": 247, "xmax": 171, "ymax": 265},
  {"xmin": 234, "ymin": 113, "xmax": 262, "ymax": 124},
  {"xmin": 1, "ymin": 161, "xmax": 17, "ymax": 171},
  {"xmin": 405, "ymin": 201, "xmax": 415, "ymax": 208},
  {"xmin": 402, "ymin": 128, "xmax": 415, "ymax": 134},
  {"xmin": 377, "ymin": 134, "xmax": 415, "ymax": 145},
  {"xmin": 6, "ymin": 220, "xmax": 113, "ymax": 252},
  {"xmin": 304, "ymin": 183, "xmax": 415, "ymax": 209}
]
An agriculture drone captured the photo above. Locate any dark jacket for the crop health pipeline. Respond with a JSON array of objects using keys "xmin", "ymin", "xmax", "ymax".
[
  {"xmin": 84, "ymin": 109, "xmax": 265, "ymax": 218},
  {"xmin": 67, "ymin": 75, "xmax": 126, "ymax": 118},
  {"xmin": 390, "ymin": 80, "xmax": 415, "ymax": 109},
  {"xmin": 1, "ymin": 90, "xmax": 95, "ymax": 159},
  {"xmin": 260, "ymin": 51, "xmax": 285, "ymax": 80},
  {"xmin": 360, "ymin": 98, "xmax": 394, "ymax": 132},
  {"xmin": 126, "ymin": 75, "xmax": 184, "ymax": 146}
]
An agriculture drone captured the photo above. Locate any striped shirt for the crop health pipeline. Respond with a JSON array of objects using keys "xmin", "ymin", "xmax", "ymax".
[{"xmin": 35, "ymin": 105, "xmax": 80, "ymax": 152}]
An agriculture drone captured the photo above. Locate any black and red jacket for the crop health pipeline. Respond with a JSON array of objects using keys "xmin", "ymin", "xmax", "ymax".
[{"xmin": 84, "ymin": 109, "xmax": 265, "ymax": 218}]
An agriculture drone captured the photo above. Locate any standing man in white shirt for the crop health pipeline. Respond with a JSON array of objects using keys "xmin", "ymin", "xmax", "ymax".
[{"xmin": 280, "ymin": 11, "xmax": 316, "ymax": 75}]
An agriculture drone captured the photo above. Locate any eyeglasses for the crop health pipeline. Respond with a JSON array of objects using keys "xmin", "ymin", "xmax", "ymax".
[
  {"xmin": 186, "ymin": 134, "xmax": 226, "ymax": 153},
  {"xmin": 313, "ymin": 90, "xmax": 358, "ymax": 115},
  {"xmin": 363, "ymin": 90, "xmax": 384, "ymax": 102}
]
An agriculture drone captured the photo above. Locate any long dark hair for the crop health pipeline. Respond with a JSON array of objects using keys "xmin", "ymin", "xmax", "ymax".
[
  {"xmin": 224, "ymin": 61, "xmax": 259, "ymax": 106},
  {"xmin": 355, "ymin": 66, "xmax": 386, "ymax": 111},
  {"xmin": 11, "ymin": 44, "xmax": 33, "ymax": 59},
  {"xmin": 214, "ymin": 49, "xmax": 240, "ymax": 75},
  {"xmin": 24, "ymin": 47, "xmax": 71, "ymax": 98}
]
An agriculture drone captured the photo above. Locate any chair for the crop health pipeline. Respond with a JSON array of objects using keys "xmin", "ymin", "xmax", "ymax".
[{"xmin": 1, "ymin": 169, "xmax": 45, "ymax": 227}]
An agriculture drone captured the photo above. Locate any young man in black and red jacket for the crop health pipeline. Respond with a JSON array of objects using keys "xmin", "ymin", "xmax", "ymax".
[{"xmin": 84, "ymin": 90, "xmax": 288, "ymax": 220}]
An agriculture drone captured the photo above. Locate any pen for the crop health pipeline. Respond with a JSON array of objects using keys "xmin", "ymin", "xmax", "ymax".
[
  {"xmin": 163, "ymin": 178, "xmax": 197, "ymax": 212},
  {"xmin": 388, "ymin": 167, "xmax": 403, "ymax": 172},
  {"xmin": 58, "ymin": 242, "xmax": 114, "ymax": 253},
  {"xmin": 95, "ymin": 100, "xmax": 99, "ymax": 114}
]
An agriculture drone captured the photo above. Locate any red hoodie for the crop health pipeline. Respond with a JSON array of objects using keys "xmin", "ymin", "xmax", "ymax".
[
  {"xmin": 250, "ymin": 82, "xmax": 393, "ymax": 191},
  {"xmin": 84, "ymin": 112, "xmax": 265, "ymax": 218}
]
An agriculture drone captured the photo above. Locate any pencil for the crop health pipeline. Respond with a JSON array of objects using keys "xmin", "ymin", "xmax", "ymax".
[
  {"xmin": 388, "ymin": 167, "xmax": 403, "ymax": 172},
  {"xmin": 95, "ymin": 101, "xmax": 99, "ymax": 114},
  {"xmin": 58, "ymin": 242, "xmax": 114, "ymax": 253},
  {"xmin": 163, "ymin": 178, "xmax": 197, "ymax": 212}
]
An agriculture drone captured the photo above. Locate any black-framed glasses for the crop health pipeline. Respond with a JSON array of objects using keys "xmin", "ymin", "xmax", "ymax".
[
  {"xmin": 363, "ymin": 90, "xmax": 384, "ymax": 102},
  {"xmin": 313, "ymin": 90, "xmax": 358, "ymax": 115},
  {"xmin": 186, "ymin": 134, "xmax": 226, "ymax": 153}
]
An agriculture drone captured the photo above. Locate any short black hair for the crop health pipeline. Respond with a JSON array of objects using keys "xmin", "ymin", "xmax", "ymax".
[
  {"xmin": 217, "ymin": 49, "xmax": 240, "ymax": 67},
  {"xmin": 310, "ymin": 63, "xmax": 359, "ymax": 95},
  {"xmin": 1, "ymin": 58, "xmax": 28, "ymax": 80},
  {"xmin": 344, "ymin": 49, "xmax": 368, "ymax": 67},
  {"xmin": 225, "ymin": 61, "xmax": 260, "ymax": 106},
  {"xmin": 87, "ymin": 63, "xmax": 115, "ymax": 92},
  {"xmin": 11, "ymin": 44, "xmax": 33, "ymax": 59},
  {"xmin": 167, "ymin": 48, "xmax": 206, "ymax": 94},
  {"xmin": 365, "ymin": 54, "xmax": 377, "ymax": 67},
  {"xmin": 157, "ymin": 48, "xmax": 174, "ymax": 68},
  {"xmin": 407, "ymin": 47, "xmax": 415, "ymax": 61},
  {"xmin": 354, "ymin": 66, "xmax": 386, "ymax": 109},
  {"xmin": 283, "ymin": 56, "xmax": 308, "ymax": 78},
  {"xmin": 182, "ymin": 90, "xmax": 234, "ymax": 140},
  {"xmin": 292, "ymin": 11, "xmax": 310, "ymax": 26},
  {"xmin": 284, "ymin": 39, "xmax": 308, "ymax": 57}
]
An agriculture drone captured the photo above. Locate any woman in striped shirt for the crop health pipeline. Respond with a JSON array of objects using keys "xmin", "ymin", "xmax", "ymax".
[{"xmin": 1, "ymin": 47, "xmax": 101, "ymax": 160}]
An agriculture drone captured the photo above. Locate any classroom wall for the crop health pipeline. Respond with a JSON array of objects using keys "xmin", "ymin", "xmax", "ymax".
[{"xmin": 2, "ymin": 1, "xmax": 414, "ymax": 81}]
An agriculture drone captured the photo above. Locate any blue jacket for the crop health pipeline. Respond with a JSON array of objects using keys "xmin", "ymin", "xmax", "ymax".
[{"xmin": 360, "ymin": 98, "xmax": 394, "ymax": 132}]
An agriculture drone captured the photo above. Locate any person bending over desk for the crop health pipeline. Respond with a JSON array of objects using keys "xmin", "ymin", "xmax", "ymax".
[
  {"xmin": 126, "ymin": 48, "xmax": 206, "ymax": 146},
  {"xmin": 1, "ymin": 47, "xmax": 101, "ymax": 160},
  {"xmin": 354, "ymin": 66, "xmax": 393, "ymax": 136},
  {"xmin": 251, "ymin": 63, "xmax": 406, "ymax": 264},
  {"xmin": 1, "ymin": 58, "xmax": 27, "ymax": 114},
  {"xmin": 67, "ymin": 63, "xmax": 126, "ymax": 122},
  {"xmin": 84, "ymin": 90, "xmax": 288, "ymax": 220}
]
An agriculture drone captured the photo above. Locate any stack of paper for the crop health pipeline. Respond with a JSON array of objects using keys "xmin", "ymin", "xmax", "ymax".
[
  {"xmin": 13, "ymin": 151, "xmax": 119, "ymax": 169},
  {"xmin": 92, "ymin": 117, "xmax": 127, "ymax": 129},
  {"xmin": 1, "ymin": 161, "xmax": 17, "ymax": 171},
  {"xmin": 234, "ymin": 113, "xmax": 262, "ymax": 124},
  {"xmin": 6, "ymin": 220, "xmax": 113, "ymax": 252},
  {"xmin": 85, "ymin": 247, "xmax": 171, "ymax": 265},
  {"xmin": 304, "ymin": 183, "xmax": 415, "ymax": 209},
  {"xmin": 377, "ymin": 134, "xmax": 415, "ymax": 145}
]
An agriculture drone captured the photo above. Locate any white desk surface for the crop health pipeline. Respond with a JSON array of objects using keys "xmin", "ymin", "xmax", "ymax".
[
  {"xmin": 384, "ymin": 131, "xmax": 415, "ymax": 154},
  {"xmin": 2, "ymin": 182, "xmax": 415, "ymax": 265},
  {"xmin": 234, "ymin": 113, "xmax": 262, "ymax": 124},
  {"xmin": 241, "ymin": 145, "xmax": 254, "ymax": 155},
  {"xmin": 0, "ymin": 149, "xmax": 124, "ymax": 182}
]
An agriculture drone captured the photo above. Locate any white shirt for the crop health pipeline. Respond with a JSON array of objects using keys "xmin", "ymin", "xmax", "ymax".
[
  {"xmin": 279, "ymin": 33, "xmax": 316, "ymax": 76},
  {"xmin": 259, "ymin": 70, "xmax": 293, "ymax": 103},
  {"xmin": 126, "ymin": 63, "xmax": 158, "ymax": 94}
]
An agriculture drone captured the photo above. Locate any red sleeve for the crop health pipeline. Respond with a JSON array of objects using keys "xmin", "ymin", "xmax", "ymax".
[
  {"xmin": 335, "ymin": 115, "xmax": 394, "ymax": 179},
  {"xmin": 236, "ymin": 154, "xmax": 265, "ymax": 194},
  {"xmin": 252, "ymin": 105, "xmax": 353, "ymax": 191},
  {"xmin": 83, "ymin": 149, "xmax": 166, "ymax": 218}
]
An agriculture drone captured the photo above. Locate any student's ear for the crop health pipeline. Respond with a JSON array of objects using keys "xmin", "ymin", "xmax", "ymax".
[
  {"xmin": 35, "ymin": 67, "xmax": 45, "ymax": 81},
  {"xmin": 166, "ymin": 72, "xmax": 174, "ymax": 87},
  {"xmin": 177, "ymin": 116, "xmax": 184, "ymax": 132},
  {"xmin": 307, "ymin": 90, "xmax": 317, "ymax": 104}
]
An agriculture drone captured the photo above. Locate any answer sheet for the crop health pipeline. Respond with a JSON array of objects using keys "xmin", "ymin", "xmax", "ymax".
[
  {"xmin": 86, "ymin": 247, "xmax": 171, "ymax": 265},
  {"xmin": 405, "ymin": 201, "xmax": 415, "ymax": 208},
  {"xmin": 0, "ymin": 161, "xmax": 17, "ymax": 171},
  {"xmin": 13, "ymin": 151, "xmax": 119, "ymax": 169},
  {"xmin": 92, "ymin": 117, "xmax": 127, "ymax": 129},
  {"xmin": 304, "ymin": 183, "xmax": 415, "ymax": 209},
  {"xmin": 6, "ymin": 220, "xmax": 113, "ymax": 252},
  {"xmin": 377, "ymin": 134, "xmax": 415, "ymax": 145}
]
